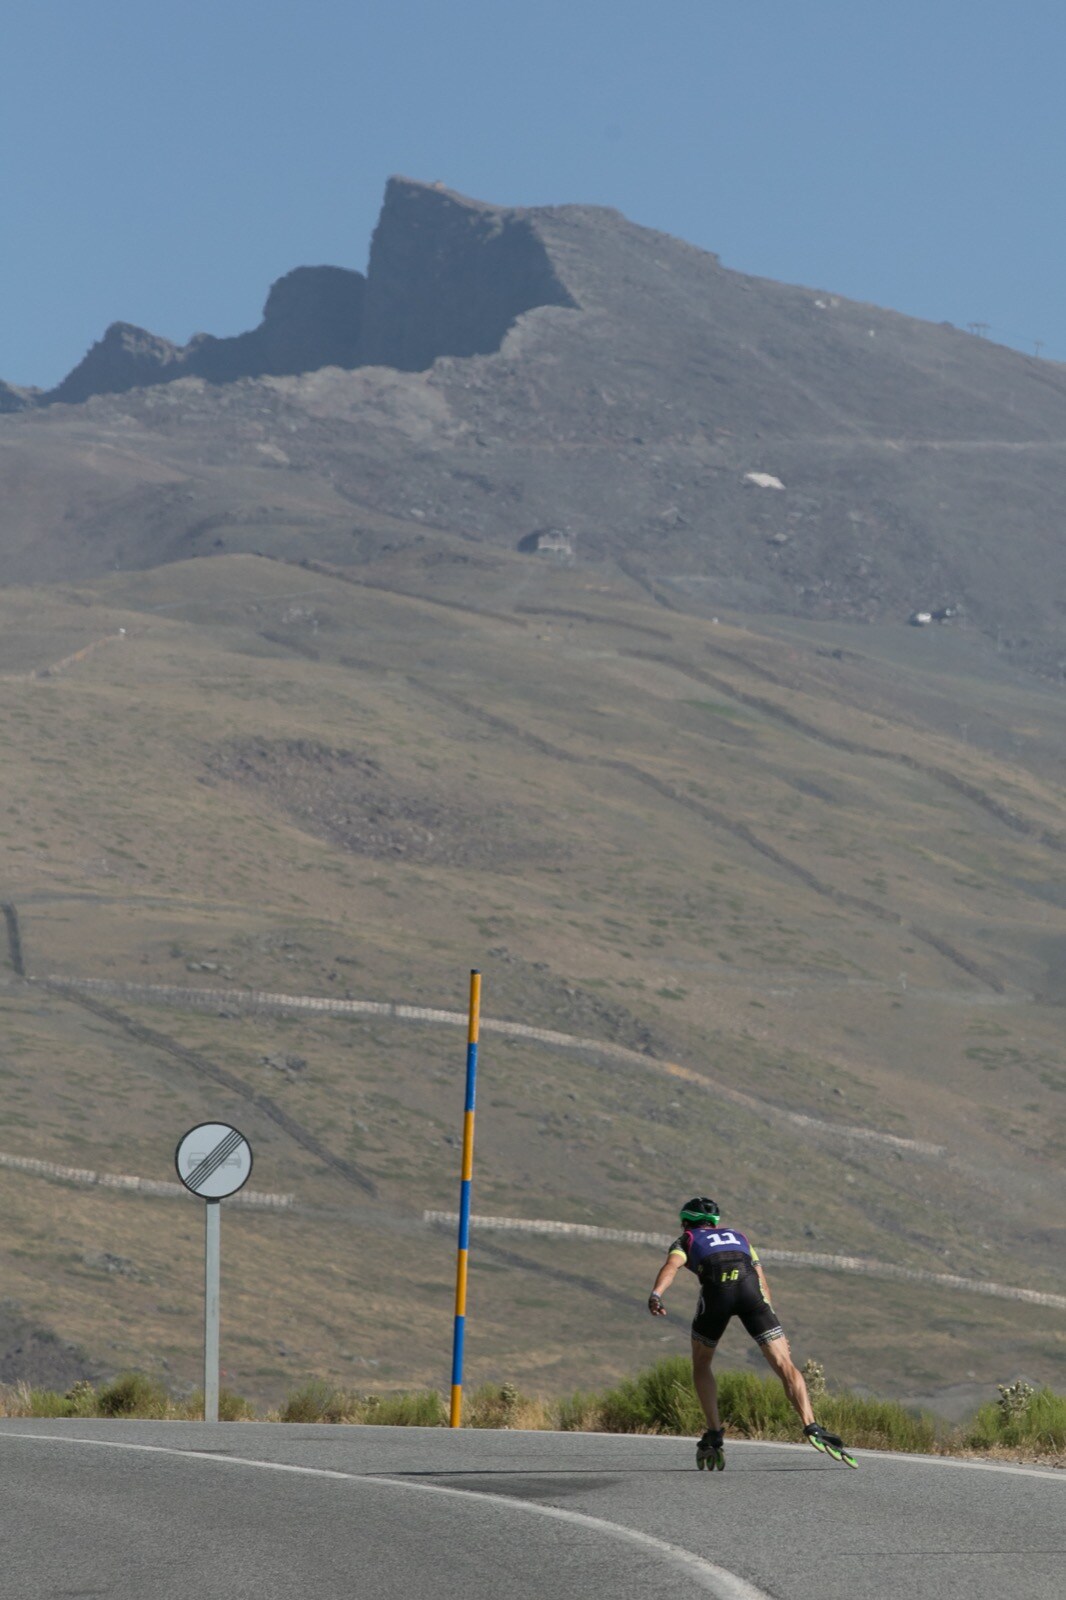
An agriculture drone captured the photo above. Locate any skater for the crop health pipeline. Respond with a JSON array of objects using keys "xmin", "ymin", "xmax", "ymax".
[{"xmin": 647, "ymin": 1197, "xmax": 855, "ymax": 1468}]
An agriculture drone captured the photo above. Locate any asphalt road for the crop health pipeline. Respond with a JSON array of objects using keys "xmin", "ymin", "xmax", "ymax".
[{"xmin": 0, "ymin": 1421, "xmax": 1061, "ymax": 1600}]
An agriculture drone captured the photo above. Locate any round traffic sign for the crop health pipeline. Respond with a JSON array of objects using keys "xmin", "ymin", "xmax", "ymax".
[{"xmin": 175, "ymin": 1122, "xmax": 253, "ymax": 1199}]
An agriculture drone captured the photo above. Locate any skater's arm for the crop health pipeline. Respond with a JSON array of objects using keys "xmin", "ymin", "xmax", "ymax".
[{"xmin": 648, "ymin": 1251, "xmax": 683, "ymax": 1314}]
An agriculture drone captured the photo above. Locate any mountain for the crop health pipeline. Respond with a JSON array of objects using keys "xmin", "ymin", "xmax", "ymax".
[
  {"xmin": 41, "ymin": 267, "xmax": 366, "ymax": 405},
  {"xmin": 2, "ymin": 177, "xmax": 1066, "ymax": 672},
  {"xmin": 0, "ymin": 181, "xmax": 1064, "ymax": 1409},
  {"xmin": 3, "ymin": 179, "xmax": 573, "ymax": 406}
]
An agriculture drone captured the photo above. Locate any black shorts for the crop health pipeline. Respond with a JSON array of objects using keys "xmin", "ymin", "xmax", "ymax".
[{"xmin": 691, "ymin": 1261, "xmax": 784, "ymax": 1350}]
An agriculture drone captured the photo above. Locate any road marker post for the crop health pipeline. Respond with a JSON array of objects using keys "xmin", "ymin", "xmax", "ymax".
[
  {"xmin": 449, "ymin": 970, "xmax": 481, "ymax": 1428},
  {"xmin": 175, "ymin": 1121, "xmax": 254, "ymax": 1422}
]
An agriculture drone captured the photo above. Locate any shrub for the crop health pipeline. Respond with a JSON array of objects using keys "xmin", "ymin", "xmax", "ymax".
[
  {"xmin": 95, "ymin": 1372, "xmax": 170, "ymax": 1419},
  {"xmin": 280, "ymin": 1379, "xmax": 350, "ymax": 1423},
  {"xmin": 184, "ymin": 1387, "xmax": 256, "ymax": 1422},
  {"xmin": 716, "ymin": 1369, "xmax": 795, "ymax": 1437},
  {"xmin": 464, "ymin": 1382, "xmax": 524, "ymax": 1429},
  {"xmin": 25, "ymin": 1388, "xmax": 77, "ymax": 1418},
  {"xmin": 963, "ymin": 1386, "xmax": 1066, "ymax": 1453},
  {"xmin": 715, "ymin": 1368, "xmax": 937, "ymax": 1452},
  {"xmin": 217, "ymin": 1387, "xmax": 256, "ymax": 1422},
  {"xmin": 553, "ymin": 1390, "xmax": 601, "ymax": 1432},
  {"xmin": 65, "ymin": 1380, "xmax": 98, "ymax": 1418},
  {"xmin": 0, "ymin": 1356, "xmax": 1057, "ymax": 1459},
  {"xmin": 361, "ymin": 1390, "xmax": 446, "ymax": 1427},
  {"xmin": 0, "ymin": 1379, "xmax": 97, "ymax": 1418},
  {"xmin": 570, "ymin": 1358, "xmax": 939, "ymax": 1453},
  {"xmin": 818, "ymin": 1392, "xmax": 938, "ymax": 1454},
  {"xmin": 801, "ymin": 1358, "xmax": 826, "ymax": 1400},
  {"xmin": 596, "ymin": 1355, "xmax": 704, "ymax": 1435},
  {"xmin": 997, "ymin": 1380, "xmax": 1035, "ymax": 1423}
]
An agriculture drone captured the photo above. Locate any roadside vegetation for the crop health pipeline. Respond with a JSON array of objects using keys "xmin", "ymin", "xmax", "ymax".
[
  {"xmin": 0, "ymin": 1373, "xmax": 255, "ymax": 1422},
  {"xmin": 3, "ymin": 1361, "xmax": 1062, "ymax": 1461}
]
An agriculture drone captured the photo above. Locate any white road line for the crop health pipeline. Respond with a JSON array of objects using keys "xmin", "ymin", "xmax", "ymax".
[
  {"xmin": 3, "ymin": 1426, "xmax": 1062, "ymax": 1482},
  {"xmin": 1, "ymin": 1432, "xmax": 770, "ymax": 1600},
  {"xmin": 711, "ymin": 1435, "xmax": 1065, "ymax": 1483}
]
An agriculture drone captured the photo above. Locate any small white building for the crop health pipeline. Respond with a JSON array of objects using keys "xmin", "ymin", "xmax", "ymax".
[{"xmin": 517, "ymin": 527, "xmax": 574, "ymax": 558}]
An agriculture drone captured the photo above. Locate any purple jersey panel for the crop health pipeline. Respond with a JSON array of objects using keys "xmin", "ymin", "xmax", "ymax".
[{"xmin": 682, "ymin": 1226, "xmax": 753, "ymax": 1273}]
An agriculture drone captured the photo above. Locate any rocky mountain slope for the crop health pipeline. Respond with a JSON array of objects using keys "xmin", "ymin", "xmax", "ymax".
[
  {"xmin": 3, "ymin": 178, "xmax": 1066, "ymax": 671},
  {"xmin": 2, "ymin": 180, "xmax": 574, "ymax": 407}
]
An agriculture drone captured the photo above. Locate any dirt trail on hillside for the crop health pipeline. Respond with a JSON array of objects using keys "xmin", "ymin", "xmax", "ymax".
[
  {"xmin": 0, "ymin": 632, "xmax": 128, "ymax": 682},
  {"xmin": 647, "ymin": 643, "xmax": 1066, "ymax": 853},
  {"xmin": 41, "ymin": 974, "xmax": 944, "ymax": 1159},
  {"xmin": 1, "ymin": 904, "xmax": 25, "ymax": 977},
  {"xmin": 0, "ymin": 1148, "xmax": 293, "ymax": 1208},
  {"xmin": 424, "ymin": 1211, "xmax": 1066, "ymax": 1312},
  {"xmin": 36, "ymin": 981, "xmax": 379, "ymax": 1198},
  {"xmin": 413, "ymin": 681, "xmax": 1007, "ymax": 994}
]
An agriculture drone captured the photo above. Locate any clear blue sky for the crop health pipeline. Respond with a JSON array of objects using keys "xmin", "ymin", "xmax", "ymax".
[{"xmin": 4, "ymin": 0, "xmax": 1065, "ymax": 388}]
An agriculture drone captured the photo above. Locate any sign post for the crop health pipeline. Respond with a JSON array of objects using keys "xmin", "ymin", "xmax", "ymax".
[
  {"xmin": 203, "ymin": 1200, "xmax": 221, "ymax": 1423},
  {"xmin": 175, "ymin": 1122, "xmax": 253, "ymax": 1422}
]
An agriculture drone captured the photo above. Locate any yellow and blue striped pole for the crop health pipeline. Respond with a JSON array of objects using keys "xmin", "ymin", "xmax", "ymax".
[{"xmin": 449, "ymin": 968, "xmax": 481, "ymax": 1428}]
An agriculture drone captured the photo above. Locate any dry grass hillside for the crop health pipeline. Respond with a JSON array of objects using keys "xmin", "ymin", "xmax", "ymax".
[{"xmin": 0, "ymin": 548, "xmax": 1063, "ymax": 1411}]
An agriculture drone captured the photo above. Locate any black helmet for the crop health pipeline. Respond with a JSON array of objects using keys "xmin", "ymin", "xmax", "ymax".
[{"xmin": 680, "ymin": 1196, "xmax": 721, "ymax": 1227}]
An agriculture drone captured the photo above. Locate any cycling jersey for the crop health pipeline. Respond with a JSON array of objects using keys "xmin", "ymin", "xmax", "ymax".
[
  {"xmin": 668, "ymin": 1226, "xmax": 760, "ymax": 1273},
  {"xmin": 669, "ymin": 1224, "xmax": 783, "ymax": 1349}
]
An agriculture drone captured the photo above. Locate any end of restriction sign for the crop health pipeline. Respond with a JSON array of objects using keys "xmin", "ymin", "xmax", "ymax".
[{"xmin": 175, "ymin": 1122, "xmax": 253, "ymax": 1199}]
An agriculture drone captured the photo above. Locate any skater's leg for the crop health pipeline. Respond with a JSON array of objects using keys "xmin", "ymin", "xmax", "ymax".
[
  {"xmin": 758, "ymin": 1333, "xmax": 814, "ymax": 1427},
  {"xmin": 690, "ymin": 1337, "xmax": 721, "ymax": 1431}
]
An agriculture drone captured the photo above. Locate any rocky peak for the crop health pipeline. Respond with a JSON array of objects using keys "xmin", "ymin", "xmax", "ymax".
[
  {"xmin": 358, "ymin": 177, "xmax": 577, "ymax": 371},
  {"xmin": 48, "ymin": 322, "xmax": 184, "ymax": 406},
  {"xmin": 0, "ymin": 379, "xmax": 41, "ymax": 414},
  {"xmin": 184, "ymin": 265, "xmax": 367, "ymax": 384},
  {"xmin": 11, "ymin": 178, "xmax": 579, "ymax": 409},
  {"xmin": 41, "ymin": 269, "xmax": 367, "ymax": 406}
]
